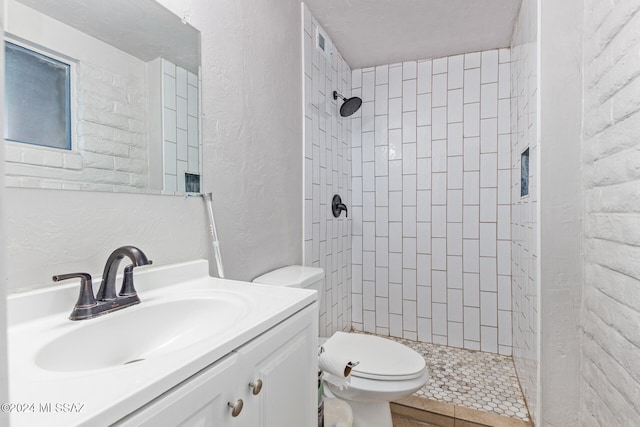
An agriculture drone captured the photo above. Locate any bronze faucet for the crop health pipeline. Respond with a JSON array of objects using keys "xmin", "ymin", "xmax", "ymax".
[{"xmin": 53, "ymin": 246, "xmax": 152, "ymax": 320}]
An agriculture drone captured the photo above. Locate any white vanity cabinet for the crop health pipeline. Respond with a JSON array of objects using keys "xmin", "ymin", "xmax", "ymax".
[{"xmin": 115, "ymin": 304, "xmax": 318, "ymax": 427}]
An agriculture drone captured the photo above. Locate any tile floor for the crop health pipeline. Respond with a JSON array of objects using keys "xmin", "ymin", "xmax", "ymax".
[
  {"xmin": 377, "ymin": 334, "xmax": 531, "ymax": 423},
  {"xmin": 390, "ymin": 337, "xmax": 530, "ymax": 422}
]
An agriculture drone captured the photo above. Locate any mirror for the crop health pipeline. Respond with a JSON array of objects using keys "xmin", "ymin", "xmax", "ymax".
[{"xmin": 4, "ymin": 0, "xmax": 202, "ymax": 194}]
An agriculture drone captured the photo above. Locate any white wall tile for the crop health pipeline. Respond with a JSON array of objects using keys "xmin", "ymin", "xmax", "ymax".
[
  {"xmin": 480, "ymin": 83, "xmax": 498, "ymax": 119},
  {"xmin": 389, "ymin": 129, "xmax": 403, "ymax": 159},
  {"xmin": 463, "ymin": 171, "xmax": 480, "ymax": 205},
  {"xmin": 432, "ymin": 206, "xmax": 447, "ymax": 237},
  {"xmin": 376, "ymin": 65, "xmax": 389, "ymax": 85},
  {"xmin": 389, "ymin": 98, "xmax": 403, "ymax": 129},
  {"xmin": 480, "ymin": 223, "xmax": 497, "ymax": 257},
  {"xmin": 498, "ymin": 310, "xmax": 512, "ymax": 346},
  {"xmin": 480, "ymin": 258, "xmax": 497, "ymax": 292},
  {"xmin": 480, "ymin": 291, "xmax": 498, "ymax": 326},
  {"xmin": 463, "ymin": 103, "xmax": 480, "ymax": 137},
  {"xmin": 464, "ymin": 137, "xmax": 480, "ymax": 171},
  {"xmin": 480, "ymin": 153, "xmax": 498, "ymax": 188},
  {"xmin": 432, "ymin": 173, "xmax": 447, "ymax": 205},
  {"xmin": 447, "ymin": 224, "xmax": 463, "ymax": 256},
  {"xmin": 432, "ymin": 139, "xmax": 447, "ymax": 173},
  {"xmin": 464, "ymin": 307, "xmax": 480, "ymax": 341},
  {"xmin": 480, "ymin": 50, "xmax": 499, "ymax": 84},
  {"xmin": 432, "ymin": 107, "xmax": 448, "ymax": 140},
  {"xmin": 403, "ymin": 61, "xmax": 417, "ymax": 80},
  {"xmin": 465, "ymin": 52, "xmax": 481, "ymax": 69},
  {"xmin": 463, "ymin": 239, "xmax": 480, "ymax": 274},
  {"xmin": 403, "ymin": 300, "xmax": 417, "ymax": 332},
  {"xmin": 433, "ymin": 57, "xmax": 448, "ymax": 74},
  {"xmin": 375, "ymin": 85, "xmax": 389, "ymax": 115},
  {"xmin": 362, "ymin": 70, "xmax": 375, "ymax": 102},
  {"xmin": 389, "ymin": 283, "xmax": 403, "ymax": 314},
  {"xmin": 464, "ymin": 273, "xmax": 480, "ymax": 306},
  {"xmin": 403, "ymin": 79, "xmax": 417, "ymax": 111},
  {"xmin": 464, "ymin": 68, "xmax": 481, "ymax": 103},
  {"xmin": 447, "ymin": 256, "xmax": 463, "ymax": 290},
  {"xmin": 402, "ymin": 112, "xmax": 417, "ymax": 143},
  {"xmin": 448, "ymin": 89, "xmax": 464, "ymax": 123},
  {"xmin": 433, "ymin": 304, "xmax": 448, "ymax": 336},
  {"xmin": 481, "ymin": 326, "xmax": 498, "ymax": 353},
  {"xmin": 417, "ymin": 94, "xmax": 432, "ymax": 126},
  {"xmin": 448, "ymin": 55, "xmax": 464, "ymax": 89},
  {"xmin": 417, "ymin": 60, "xmax": 432, "ymax": 94},
  {"xmin": 480, "ymin": 188, "xmax": 497, "ymax": 222},
  {"xmin": 448, "ymin": 158, "xmax": 464, "ymax": 190},
  {"xmin": 448, "ymin": 123, "xmax": 464, "ymax": 156},
  {"xmin": 432, "ymin": 74, "xmax": 448, "ymax": 107},
  {"xmin": 403, "ymin": 267, "xmax": 417, "ymax": 299},
  {"xmin": 480, "ymin": 118, "xmax": 498, "ymax": 153},
  {"xmin": 432, "ymin": 267, "xmax": 447, "ymax": 303},
  {"xmin": 389, "ymin": 65, "xmax": 403, "ymax": 98}
]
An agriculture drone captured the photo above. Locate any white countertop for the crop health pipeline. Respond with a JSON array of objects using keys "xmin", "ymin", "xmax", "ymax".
[{"xmin": 6, "ymin": 260, "xmax": 317, "ymax": 426}]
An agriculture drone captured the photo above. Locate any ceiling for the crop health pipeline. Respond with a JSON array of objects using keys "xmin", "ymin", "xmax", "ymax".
[{"xmin": 303, "ymin": 0, "xmax": 522, "ymax": 69}]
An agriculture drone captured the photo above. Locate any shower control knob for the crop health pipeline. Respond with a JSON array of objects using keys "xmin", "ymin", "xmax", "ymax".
[
  {"xmin": 228, "ymin": 399, "xmax": 243, "ymax": 417},
  {"xmin": 332, "ymin": 194, "xmax": 348, "ymax": 218},
  {"xmin": 249, "ymin": 379, "xmax": 263, "ymax": 395}
]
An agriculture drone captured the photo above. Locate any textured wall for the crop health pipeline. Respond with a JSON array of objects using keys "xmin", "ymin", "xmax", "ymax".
[
  {"xmin": 5, "ymin": 187, "xmax": 209, "ymax": 292},
  {"xmin": 350, "ymin": 49, "xmax": 512, "ymax": 353},
  {"xmin": 176, "ymin": 0, "xmax": 304, "ymax": 281},
  {"xmin": 509, "ymin": 0, "xmax": 538, "ymax": 422},
  {"xmin": 581, "ymin": 0, "xmax": 640, "ymax": 425},
  {"xmin": 302, "ymin": 5, "xmax": 353, "ymax": 337},
  {"xmin": 5, "ymin": 0, "xmax": 149, "ymax": 192},
  {"xmin": 539, "ymin": 0, "xmax": 583, "ymax": 425}
]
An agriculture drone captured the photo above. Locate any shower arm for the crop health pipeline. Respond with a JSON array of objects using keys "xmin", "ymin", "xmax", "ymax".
[{"xmin": 333, "ymin": 91, "xmax": 346, "ymax": 101}]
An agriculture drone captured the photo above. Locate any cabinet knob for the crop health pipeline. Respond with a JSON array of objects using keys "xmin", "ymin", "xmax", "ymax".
[
  {"xmin": 228, "ymin": 399, "xmax": 243, "ymax": 417},
  {"xmin": 249, "ymin": 379, "xmax": 263, "ymax": 395}
]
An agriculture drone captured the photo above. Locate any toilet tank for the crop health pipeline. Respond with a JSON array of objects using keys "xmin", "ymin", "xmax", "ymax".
[{"xmin": 252, "ymin": 266, "xmax": 324, "ymax": 305}]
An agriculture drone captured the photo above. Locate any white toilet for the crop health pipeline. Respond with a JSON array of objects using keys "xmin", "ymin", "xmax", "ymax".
[{"xmin": 252, "ymin": 265, "xmax": 429, "ymax": 427}]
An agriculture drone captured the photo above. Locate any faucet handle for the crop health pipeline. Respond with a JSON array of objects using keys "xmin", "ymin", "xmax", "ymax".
[
  {"xmin": 52, "ymin": 272, "xmax": 97, "ymax": 310},
  {"xmin": 119, "ymin": 264, "xmax": 138, "ymax": 297}
]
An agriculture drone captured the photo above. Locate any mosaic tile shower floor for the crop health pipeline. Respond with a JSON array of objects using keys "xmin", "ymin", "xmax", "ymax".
[{"xmin": 356, "ymin": 332, "xmax": 530, "ymax": 423}]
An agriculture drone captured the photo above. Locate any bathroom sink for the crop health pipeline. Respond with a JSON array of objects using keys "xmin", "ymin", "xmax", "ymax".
[{"xmin": 35, "ymin": 293, "xmax": 249, "ymax": 372}]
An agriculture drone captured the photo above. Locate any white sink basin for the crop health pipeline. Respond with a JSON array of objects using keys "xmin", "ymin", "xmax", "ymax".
[
  {"xmin": 35, "ymin": 293, "xmax": 249, "ymax": 372},
  {"xmin": 7, "ymin": 260, "xmax": 317, "ymax": 427}
]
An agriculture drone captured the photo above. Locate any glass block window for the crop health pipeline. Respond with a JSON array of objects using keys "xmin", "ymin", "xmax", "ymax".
[{"xmin": 4, "ymin": 42, "xmax": 71, "ymax": 150}]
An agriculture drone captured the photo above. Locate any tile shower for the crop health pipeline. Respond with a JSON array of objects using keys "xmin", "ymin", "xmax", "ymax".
[{"xmin": 350, "ymin": 50, "xmax": 513, "ymax": 355}]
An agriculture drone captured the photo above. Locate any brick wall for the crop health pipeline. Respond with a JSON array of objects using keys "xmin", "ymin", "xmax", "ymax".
[
  {"xmin": 581, "ymin": 0, "xmax": 640, "ymax": 425},
  {"xmin": 4, "ymin": 2, "xmax": 149, "ymax": 192}
]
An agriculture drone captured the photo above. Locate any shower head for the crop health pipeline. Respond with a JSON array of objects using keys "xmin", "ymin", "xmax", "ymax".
[{"xmin": 333, "ymin": 91, "xmax": 362, "ymax": 117}]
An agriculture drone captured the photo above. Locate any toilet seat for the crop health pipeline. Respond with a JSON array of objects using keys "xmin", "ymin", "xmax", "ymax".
[{"xmin": 322, "ymin": 332, "xmax": 426, "ymax": 381}]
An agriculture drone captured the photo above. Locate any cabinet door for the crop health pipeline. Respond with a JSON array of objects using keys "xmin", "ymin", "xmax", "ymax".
[
  {"xmin": 114, "ymin": 353, "xmax": 244, "ymax": 427},
  {"xmin": 235, "ymin": 304, "xmax": 318, "ymax": 427}
]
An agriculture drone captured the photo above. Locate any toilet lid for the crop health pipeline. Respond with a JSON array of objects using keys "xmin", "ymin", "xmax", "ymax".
[{"xmin": 322, "ymin": 332, "xmax": 426, "ymax": 381}]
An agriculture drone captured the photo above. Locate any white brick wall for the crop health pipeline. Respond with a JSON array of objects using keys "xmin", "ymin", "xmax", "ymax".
[
  {"xmin": 510, "ymin": 0, "xmax": 538, "ymax": 422},
  {"xmin": 350, "ymin": 49, "xmax": 512, "ymax": 353},
  {"xmin": 303, "ymin": 4, "xmax": 352, "ymax": 337},
  {"xmin": 581, "ymin": 0, "xmax": 640, "ymax": 424},
  {"xmin": 5, "ymin": 2, "xmax": 150, "ymax": 192}
]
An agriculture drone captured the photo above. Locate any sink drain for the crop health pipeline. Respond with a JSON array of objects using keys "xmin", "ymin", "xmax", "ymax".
[{"xmin": 123, "ymin": 358, "xmax": 145, "ymax": 365}]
